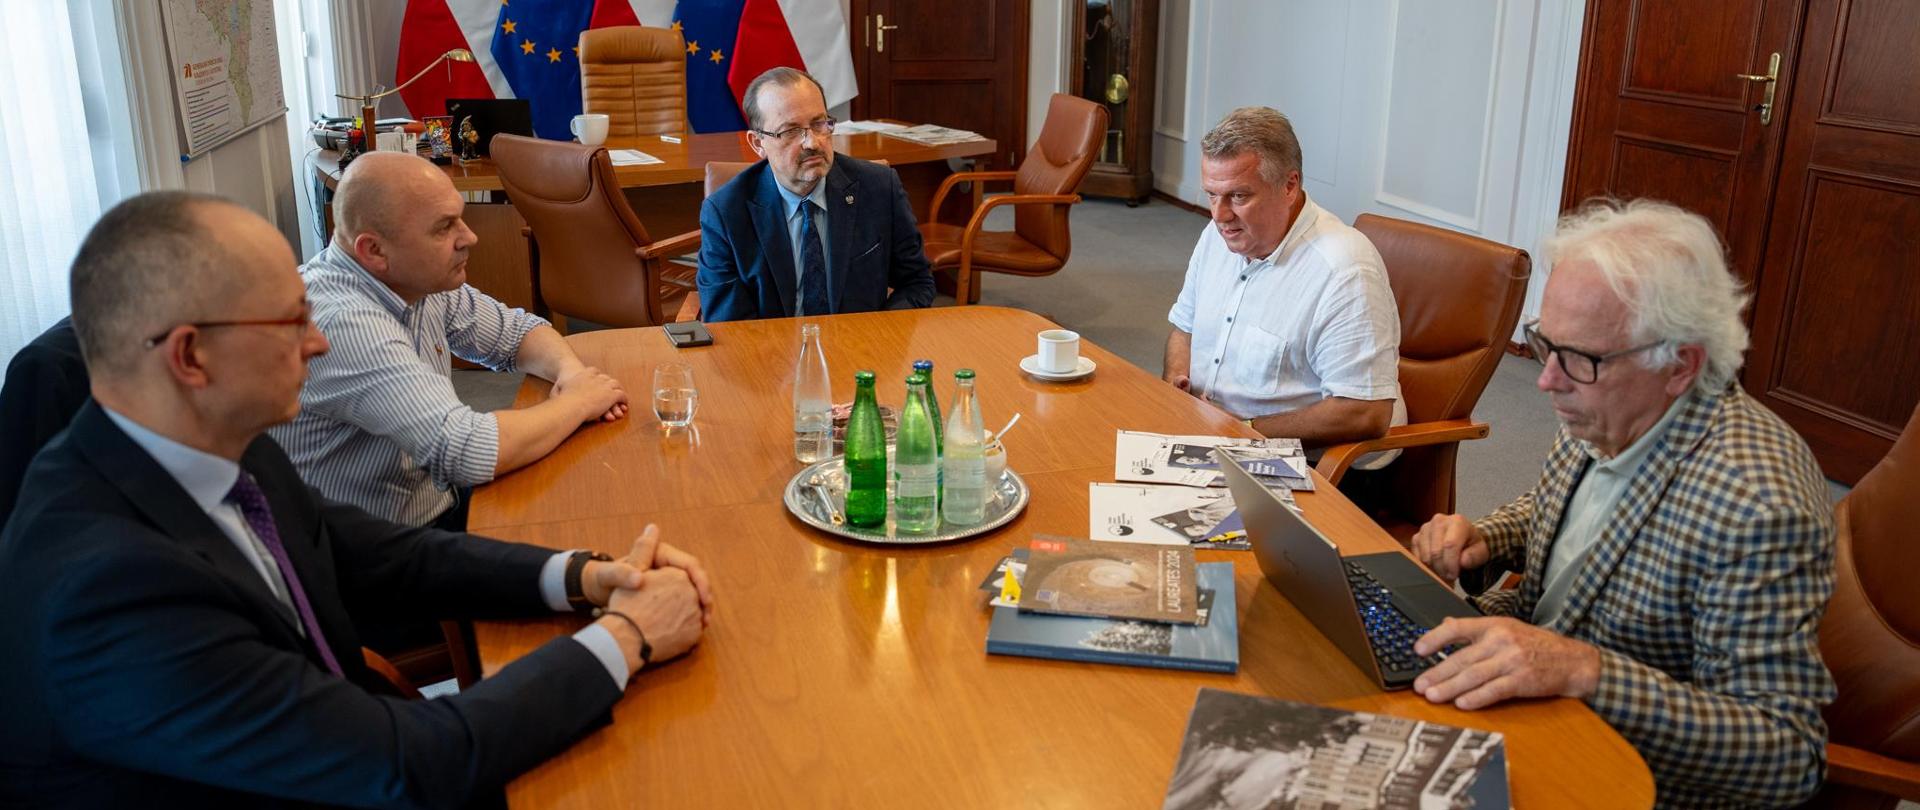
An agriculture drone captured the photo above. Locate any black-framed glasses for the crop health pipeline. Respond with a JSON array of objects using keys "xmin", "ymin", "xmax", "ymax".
[
  {"xmin": 1523, "ymin": 321, "xmax": 1663, "ymax": 385},
  {"xmin": 142, "ymin": 303, "xmax": 314, "ymax": 349},
  {"xmin": 752, "ymin": 117, "xmax": 836, "ymax": 143}
]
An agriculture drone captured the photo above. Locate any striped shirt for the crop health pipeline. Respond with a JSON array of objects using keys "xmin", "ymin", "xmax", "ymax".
[{"xmin": 270, "ymin": 244, "xmax": 547, "ymax": 526}]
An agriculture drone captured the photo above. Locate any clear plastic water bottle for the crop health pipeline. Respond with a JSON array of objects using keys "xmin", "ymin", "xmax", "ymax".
[
  {"xmin": 893, "ymin": 373, "xmax": 940, "ymax": 533},
  {"xmin": 792, "ymin": 324, "xmax": 832, "ymax": 462},
  {"xmin": 844, "ymin": 371, "xmax": 888, "ymax": 528},
  {"xmin": 941, "ymin": 369, "xmax": 988, "ymax": 526}
]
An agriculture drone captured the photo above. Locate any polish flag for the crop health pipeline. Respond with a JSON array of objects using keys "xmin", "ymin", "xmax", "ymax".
[{"xmin": 394, "ymin": 0, "xmax": 856, "ymax": 133}]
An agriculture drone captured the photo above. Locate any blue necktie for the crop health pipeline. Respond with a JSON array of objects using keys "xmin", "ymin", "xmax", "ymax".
[
  {"xmin": 228, "ymin": 473, "xmax": 345, "ymax": 676},
  {"xmin": 798, "ymin": 201, "xmax": 830, "ymax": 316}
]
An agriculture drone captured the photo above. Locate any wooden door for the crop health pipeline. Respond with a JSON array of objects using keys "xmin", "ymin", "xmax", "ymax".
[
  {"xmin": 1743, "ymin": 0, "xmax": 1920, "ymax": 483},
  {"xmin": 849, "ymin": 0, "xmax": 1029, "ymax": 170},
  {"xmin": 1561, "ymin": 0, "xmax": 1802, "ymax": 281}
]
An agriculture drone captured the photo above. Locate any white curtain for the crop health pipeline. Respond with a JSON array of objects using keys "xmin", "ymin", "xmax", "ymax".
[{"xmin": 0, "ymin": 0, "xmax": 100, "ymax": 362}]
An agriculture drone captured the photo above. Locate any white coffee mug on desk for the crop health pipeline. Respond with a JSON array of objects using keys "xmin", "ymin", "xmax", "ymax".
[
  {"xmin": 571, "ymin": 113, "xmax": 610, "ymax": 147},
  {"xmin": 1037, "ymin": 329, "xmax": 1080, "ymax": 374}
]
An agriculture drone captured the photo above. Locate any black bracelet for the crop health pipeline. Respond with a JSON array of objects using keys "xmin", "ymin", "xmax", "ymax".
[{"xmin": 598, "ymin": 608, "xmax": 653, "ymax": 668}]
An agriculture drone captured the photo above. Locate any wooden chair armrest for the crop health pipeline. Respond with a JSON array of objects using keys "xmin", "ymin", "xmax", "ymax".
[
  {"xmin": 639, "ymin": 229, "xmax": 702, "ymax": 260},
  {"xmin": 362, "ymin": 647, "xmax": 424, "ymax": 700},
  {"xmin": 1314, "ymin": 419, "xmax": 1491, "ymax": 485},
  {"xmin": 928, "ymin": 170, "xmax": 1021, "ymax": 225},
  {"xmin": 957, "ymin": 193, "xmax": 1082, "ymax": 252},
  {"xmin": 1828, "ymin": 743, "xmax": 1920, "ymax": 801}
]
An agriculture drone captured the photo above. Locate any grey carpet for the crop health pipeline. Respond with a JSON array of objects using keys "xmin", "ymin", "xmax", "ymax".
[{"xmin": 454, "ymin": 196, "xmax": 1848, "ymax": 518}]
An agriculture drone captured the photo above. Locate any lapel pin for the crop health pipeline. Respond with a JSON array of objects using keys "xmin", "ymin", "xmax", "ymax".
[{"xmin": 845, "ymin": 195, "xmax": 854, "ymax": 205}]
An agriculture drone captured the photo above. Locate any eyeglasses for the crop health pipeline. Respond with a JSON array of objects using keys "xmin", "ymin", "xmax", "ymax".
[
  {"xmin": 143, "ymin": 303, "xmax": 314, "ymax": 349},
  {"xmin": 753, "ymin": 117, "xmax": 836, "ymax": 143},
  {"xmin": 1523, "ymin": 321, "xmax": 1663, "ymax": 385}
]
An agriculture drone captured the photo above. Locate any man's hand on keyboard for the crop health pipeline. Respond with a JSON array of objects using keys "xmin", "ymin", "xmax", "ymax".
[
  {"xmin": 1410, "ymin": 616, "xmax": 1602, "ymax": 710},
  {"xmin": 1410, "ymin": 514, "xmax": 1489, "ymax": 583}
]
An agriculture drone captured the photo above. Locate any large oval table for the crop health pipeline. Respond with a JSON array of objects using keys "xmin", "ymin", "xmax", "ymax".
[{"xmin": 470, "ymin": 306, "xmax": 1654, "ymax": 808}]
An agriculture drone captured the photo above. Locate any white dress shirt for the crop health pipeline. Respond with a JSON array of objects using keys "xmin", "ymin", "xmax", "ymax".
[
  {"xmin": 107, "ymin": 408, "xmax": 629, "ymax": 690},
  {"xmin": 1168, "ymin": 196, "xmax": 1406, "ymax": 468}
]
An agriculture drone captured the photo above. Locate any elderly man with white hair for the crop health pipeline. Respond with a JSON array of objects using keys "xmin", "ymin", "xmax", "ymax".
[{"xmin": 1409, "ymin": 199, "xmax": 1836, "ymax": 807}]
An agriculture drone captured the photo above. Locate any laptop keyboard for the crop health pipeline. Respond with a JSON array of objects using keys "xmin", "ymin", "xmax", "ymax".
[{"xmin": 1343, "ymin": 560, "xmax": 1453, "ymax": 676}]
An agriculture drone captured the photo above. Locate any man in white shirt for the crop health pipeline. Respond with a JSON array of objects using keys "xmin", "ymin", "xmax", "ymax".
[{"xmin": 1165, "ymin": 107, "xmax": 1405, "ymax": 462}]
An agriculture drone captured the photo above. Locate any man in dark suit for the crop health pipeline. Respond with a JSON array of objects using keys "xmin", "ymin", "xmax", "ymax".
[
  {"xmin": 697, "ymin": 67, "xmax": 936, "ymax": 321},
  {"xmin": 0, "ymin": 191, "xmax": 714, "ymax": 808},
  {"xmin": 0, "ymin": 317, "xmax": 84, "ymax": 527}
]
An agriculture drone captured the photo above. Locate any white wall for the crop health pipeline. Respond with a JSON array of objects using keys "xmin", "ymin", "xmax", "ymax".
[
  {"xmin": 110, "ymin": 0, "xmax": 301, "ymax": 249},
  {"xmin": 1141, "ymin": 0, "xmax": 1588, "ymax": 335}
]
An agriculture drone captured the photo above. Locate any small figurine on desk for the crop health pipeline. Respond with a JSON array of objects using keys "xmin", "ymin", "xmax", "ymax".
[
  {"xmin": 457, "ymin": 117, "xmax": 480, "ymax": 163},
  {"xmin": 423, "ymin": 116, "xmax": 453, "ymax": 165}
]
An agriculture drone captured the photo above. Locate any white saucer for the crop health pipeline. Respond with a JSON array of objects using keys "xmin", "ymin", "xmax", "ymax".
[{"xmin": 1019, "ymin": 354, "xmax": 1096, "ymax": 381}]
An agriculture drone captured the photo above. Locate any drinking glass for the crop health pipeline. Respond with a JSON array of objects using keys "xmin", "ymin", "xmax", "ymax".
[{"xmin": 652, "ymin": 362, "xmax": 697, "ymax": 427}]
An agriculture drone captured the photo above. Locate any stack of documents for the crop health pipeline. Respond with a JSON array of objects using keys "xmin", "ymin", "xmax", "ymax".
[
  {"xmin": 832, "ymin": 120, "xmax": 906, "ymax": 134},
  {"xmin": 1093, "ymin": 432, "xmax": 1308, "ymax": 548},
  {"xmin": 608, "ymin": 149, "xmax": 663, "ymax": 166},
  {"xmin": 884, "ymin": 124, "xmax": 985, "ymax": 145}
]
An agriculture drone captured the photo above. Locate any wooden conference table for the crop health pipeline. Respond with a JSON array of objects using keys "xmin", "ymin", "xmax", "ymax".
[
  {"xmin": 470, "ymin": 306, "xmax": 1653, "ymax": 808},
  {"xmin": 313, "ymin": 127, "xmax": 997, "ymax": 315}
]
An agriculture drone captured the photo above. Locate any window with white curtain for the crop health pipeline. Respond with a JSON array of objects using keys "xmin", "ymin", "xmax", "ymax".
[{"xmin": 0, "ymin": 0, "xmax": 102, "ymax": 361}]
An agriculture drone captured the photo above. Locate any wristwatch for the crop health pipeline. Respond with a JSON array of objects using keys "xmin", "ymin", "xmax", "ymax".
[{"xmin": 563, "ymin": 550, "xmax": 614, "ymax": 613}]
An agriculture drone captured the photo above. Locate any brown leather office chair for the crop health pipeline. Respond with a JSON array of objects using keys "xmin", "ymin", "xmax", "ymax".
[
  {"xmin": 492, "ymin": 133, "xmax": 698, "ymax": 329},
  {"xmin": 918, "ymin": 94, "xmax": 1107, "ymax": 304},
  {"xmin": 1816, "ymin": 400, "xmax": 1920, "ymax": 808},
  {"xmin": 1315, "ymin": 214, "xmax": 1531, "ymax": 542},
  {"xmin": 579, "ymin": 26, "xmax": 690, "ymax": 139}
]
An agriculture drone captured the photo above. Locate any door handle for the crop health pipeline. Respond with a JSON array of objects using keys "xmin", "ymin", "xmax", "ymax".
[
  {"xmin": 876, "ymin": 13, "xmax": 899, "ymax": 53},
  {"xmin": 1736, "ymin": 52, "xmax": 1781, "ymax": 125}
]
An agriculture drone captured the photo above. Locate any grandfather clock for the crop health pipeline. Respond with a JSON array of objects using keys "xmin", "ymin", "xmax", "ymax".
[{"xmin": 1069, "ymin": 0, "xmax": 1158, "ymax": 205}]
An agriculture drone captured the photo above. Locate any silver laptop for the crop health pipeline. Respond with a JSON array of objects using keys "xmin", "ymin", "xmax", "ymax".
[{"xmin": 1215, "ymin": 448, "xmax": 1479, "ymax": 689}]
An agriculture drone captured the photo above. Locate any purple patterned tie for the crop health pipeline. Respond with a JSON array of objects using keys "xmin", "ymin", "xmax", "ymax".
[{"xmin": 227, "ymin": 473, "xmax": 345, "ymax": 677}]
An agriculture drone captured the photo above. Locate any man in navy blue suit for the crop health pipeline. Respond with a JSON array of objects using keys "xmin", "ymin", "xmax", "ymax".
[
  {"xmin": 0, "ymin": 191, "xmax": 714, "ymax": 808},
  {"xmin": 697, "ymin": 68, "xmax": 936, "ymax": 321}
]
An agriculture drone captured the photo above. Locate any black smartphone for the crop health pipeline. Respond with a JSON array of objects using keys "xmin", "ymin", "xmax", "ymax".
[{"xmin": 664, "ymin": 321, "xmax": 713, "ymax": 348}]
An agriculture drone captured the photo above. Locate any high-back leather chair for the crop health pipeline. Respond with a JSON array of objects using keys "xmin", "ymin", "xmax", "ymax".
[
  {"xmin": 492, "ymin": 133, "xmax": 699, "ymax": 329},
  {"xmin": 918, "ymin": 94, "xmax": 1107, "ymax": 304},
  {"xmin": 1816, "ymin": 400, "xmax": 1920, "ymax": 808},
  {"xmin": 1314, "ymin": 214, "xmax": 1531, "ymax": 541},
  {"xmin": 579, "ymin": 26, "xmax": 690, "ymax": 139}
]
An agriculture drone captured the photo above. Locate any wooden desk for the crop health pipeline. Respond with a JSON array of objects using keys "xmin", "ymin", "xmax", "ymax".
[
  {"xmin": 311, "ymin": 130, "xmax": 997, "ymax": 317},
  {"xmin": 314, "ymin": 129, "xmax": 998, "ymax": 194},
  {"xmin": 471, "ymin": 307, "xmax": 1653, "ymax": 809}
]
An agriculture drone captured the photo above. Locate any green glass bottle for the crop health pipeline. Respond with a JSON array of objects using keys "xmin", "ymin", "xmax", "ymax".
[
  {"xmin": 893, "ymin": 373, "xmax": 940, "ymax": 533},
  {"xmin": 844, "ymin": 370, "xmax": 889, "ymax": 528}
]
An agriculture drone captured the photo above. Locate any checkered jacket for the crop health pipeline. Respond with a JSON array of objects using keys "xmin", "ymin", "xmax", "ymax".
[{"xmin": 1472, "ymin": 385, "xmax": 1836, "ymax": 808}]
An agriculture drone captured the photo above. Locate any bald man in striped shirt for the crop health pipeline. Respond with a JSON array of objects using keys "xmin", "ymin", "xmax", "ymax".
[{"xmin": 272, "ymin": 152, "xmax": 627, "ymax": 534}]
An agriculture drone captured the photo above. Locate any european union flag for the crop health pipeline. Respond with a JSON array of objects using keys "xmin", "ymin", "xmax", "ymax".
[
  {"xmin": 490, "ymin": 0, "xmax": 597, "ymax": 140},
  {"xmin": 673, "ymin": 0, "xmax": 749, "ymax": 133}
]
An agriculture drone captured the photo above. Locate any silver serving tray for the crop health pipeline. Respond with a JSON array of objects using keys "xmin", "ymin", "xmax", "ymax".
[{"xmin": 783, "ymin": 457, "xmax": 1028, "ymax": 544}]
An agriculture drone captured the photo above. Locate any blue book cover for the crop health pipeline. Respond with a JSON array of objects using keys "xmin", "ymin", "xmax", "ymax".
[{"xmin": 986, "ymin": 562, "xmax": 1239, "ymax": 673}]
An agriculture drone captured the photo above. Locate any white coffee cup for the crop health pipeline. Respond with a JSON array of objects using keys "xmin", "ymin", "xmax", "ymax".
[
  {"xmin": 571, "ymin": 113, "xmax": 610, "ymax": 146},
  {"xmin": 1037, "ymin": 329, "xmax": 1080, "ymax": 374}
]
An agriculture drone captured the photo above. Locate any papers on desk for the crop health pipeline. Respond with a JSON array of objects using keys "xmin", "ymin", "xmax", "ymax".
[
  {"xmin": 1113, "ymin": 431, "xmax": 1311, "ymax": 491},
  {"xmin": 833, "ymin": 120, "xmax": 906, "ymax": 134},
  {"xmin": 884, "ymin": 123, "xmax": 986, "ymax": 145},
  {"xmin": 608, "ymin": 149, "xmax": 663, "ymax": 166},
  {"xmin": 1090, "ymin": 482, "xmax": 1294, "ymax": 549}
]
